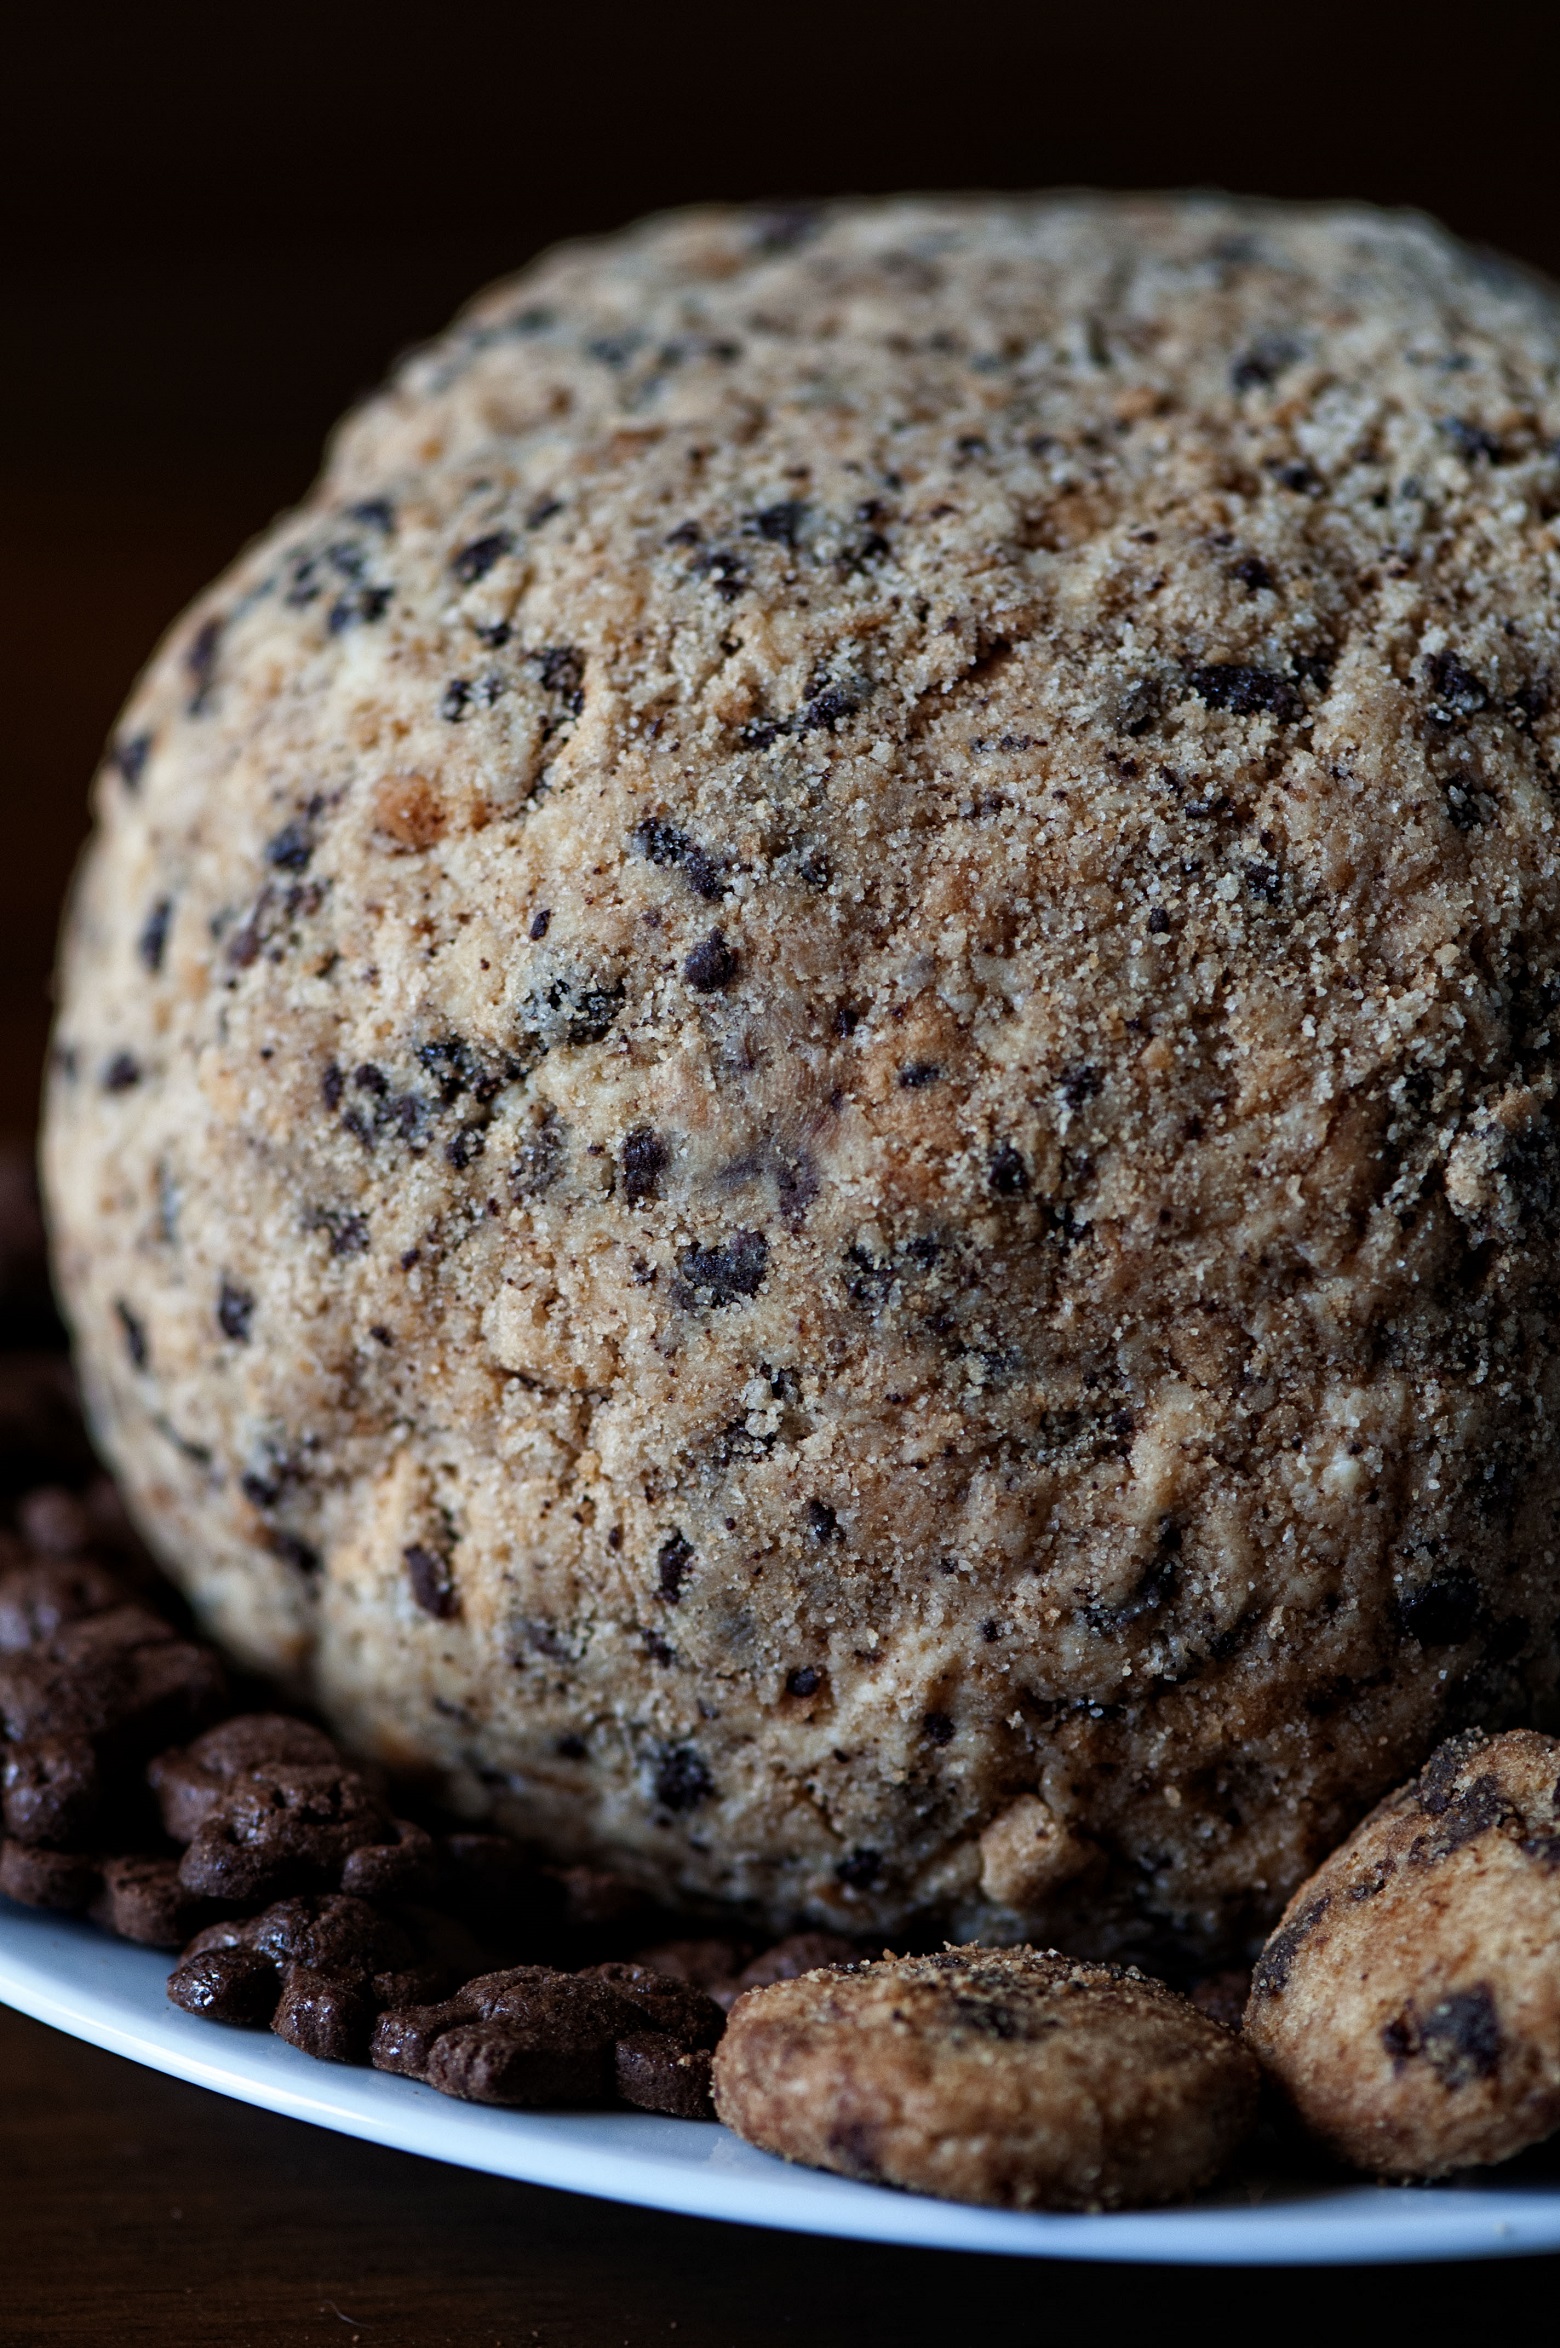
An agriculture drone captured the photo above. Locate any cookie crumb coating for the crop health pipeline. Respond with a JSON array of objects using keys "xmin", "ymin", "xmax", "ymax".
[
  {"xmin": 713, "ymin": 1944, "xmax": 1258, "ymax": 2209},
  {"xmin": 1245, "ymin": 1729, "xmax": 1560, "ymax": 2177},
  {"xmin": 44, "ymin": 194, "xmax": 1560, "ymax": 1955}
]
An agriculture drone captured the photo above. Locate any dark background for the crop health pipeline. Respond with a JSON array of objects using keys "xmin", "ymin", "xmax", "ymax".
[{"xmin": 2, "ymin": 0, "xmax": 1557, "ymax": 2334}]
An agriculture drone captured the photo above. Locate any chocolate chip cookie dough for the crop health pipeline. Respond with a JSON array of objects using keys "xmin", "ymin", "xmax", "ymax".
[
  {"xmin": 1245, "ymin": 1729, "xmax": 1560, "ymax": 2176},
  {"xmin": 44, "ymin": 195, "xmax": 1560, "ymax": 1958}
]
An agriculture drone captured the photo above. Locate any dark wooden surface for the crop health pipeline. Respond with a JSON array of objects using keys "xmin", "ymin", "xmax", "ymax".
[{"xmin": 0, "ymin": 2000, "xmax": 1552, "ymax": 2347}]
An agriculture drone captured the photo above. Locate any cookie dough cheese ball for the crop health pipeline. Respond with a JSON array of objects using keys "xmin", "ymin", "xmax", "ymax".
[
  {"xmin": 713, "ymin": 1944, "xmax": 1259, "ymax": 2209},
  {"xmin": 1245, "ymin": 1730, "xmax": 1560, "ymax": 2178},
  {"xmin": 44, "ymin": 196, "xmax": 1560, "ymax": 1953}
]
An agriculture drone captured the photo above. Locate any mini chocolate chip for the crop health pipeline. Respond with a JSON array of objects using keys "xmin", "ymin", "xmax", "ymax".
[
  {"xmin": 1395, "ymin": 1566, "xmax": 1482, "ymax": 1647},
  {"xmin": 138, "ymin": 898, "xmax": 173, "ymax": 974},
  {"xmin": 622, "ymin": 1126, "xmax": 667, "ymax": 1205},
  {"xmin": 835, "ymin": 1847, "xmax": 882, "ymax": 1889},
  {"xmin": 1232, "ymin": 554, "xmax": 1275, "ymax": 593},
  {"xmin": 529, "ymin": 908, "xmax": 552, "ymax": 940},
  {"xmin": 405, "ymin": 1545, "xmax": 458, "ymax": 1620},
  {"xmin": 786, "ymin": 1666, "xmax": 821, "ymax": 1698},
  {"xmin": 1186, "ymin": 664, "xmax": 1301, "ymax": 722},
  {"xmin": 897, "ymin": 1062, "xmax": 941, "ymax": 1089},
  {"xmin": 265, "ymin": 819, "xmax": 313, "ymax": 872},
  {"xmin": 102, "ymin": 1051, "xmax": 141, "ymax": 1093},
  {"xmin": 656, "ymin": 1532, "xmax": 694, "ymax": 1605},
  {"xmin": 446, "ymin": 1125, "xmax": 486, "ymax": 1169},
  {"xmin": 630, "ymin": 818, "xmax": 726, "ymax": 902},
  {"xmin": 441, "ymin": 680, "xmax": 472, "ymax": 722},
  {"xmin": 217, "ymin": 1281, "xmax": 254, "ymax": 1343},
  {"xmin": 450, "ymin": 531, "xmax": 513, "ymax": 584},
  {"xmin": 112, "ymin": 732, "xmax": 152, "ymax": 789},
  {"xmin": 186, "ymin": 616, "xmax": 223, "ymax": 715},
  {"xmin": 1059, "ymin": 1061, "xmax": 1100, "ymax": 1106},
  {"xmin": 683, "ymin": 930, "xmax": 737, "ymax": 991},
  {"xmin": 922, "ymin": 1711, "xmax": 955, "ymax": 1745},
  {"xmin": 987, "ymin": 1142, "xmax": 1028, "ymax": 1195},
  {"xmin": 805, "ymin": 1500, "xmax": 840, "ymax": 1544},
  {"xmin": 1147, "ymin": 905, "xmax": 1171, "ymax": 934},
  {"xmin": 653, "ymin": 1746, "xmax": 714, "ymax": 1812},
  {"xmin": 322, "ymin": 1062, "xmax": 344, "ymax": 1109},
  {"xmin": 116, "ymin": 1300, "xmax": 148, "ymax": 1371},
  {"xmin": 744, "ymin": 500, "xmax": 806, "ymax": 546}
]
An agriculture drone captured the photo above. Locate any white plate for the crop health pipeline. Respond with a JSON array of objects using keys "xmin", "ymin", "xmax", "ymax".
[{"xmin": 2, "ymin": 1897, "xmax": 1557, "ymax": 2266}]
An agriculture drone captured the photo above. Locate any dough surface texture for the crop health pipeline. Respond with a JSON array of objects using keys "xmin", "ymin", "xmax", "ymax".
[
  {"xmin": 712, "ymin": 1943, "xmax": 1258, "ymax": 2208},
  {"xmin": 44, "ymin": 194, "xmax": 1560, "ymax": 1954},
  {"xmin": 1244, "ymin": 1729, "xmax": 1560, "ymax": 2176}
]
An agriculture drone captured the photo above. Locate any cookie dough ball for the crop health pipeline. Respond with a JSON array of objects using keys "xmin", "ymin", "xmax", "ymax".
[
  {"xmin": 1244, "ymin": 1729, "xmax": 1560, "ymax": 2177},
  {"xmin": 713, "ymin": 1944, "xmax": 1258, "ymax": 2208},
  {"xmin": 44, "ymin": 195, "xmax": 1560, "ymax": 1954}
]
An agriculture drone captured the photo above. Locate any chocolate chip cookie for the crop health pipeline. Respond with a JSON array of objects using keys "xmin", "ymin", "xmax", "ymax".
[{"xmin": 1245, "ymin": 1729, "xmax": 1560, "ymax": 2176}]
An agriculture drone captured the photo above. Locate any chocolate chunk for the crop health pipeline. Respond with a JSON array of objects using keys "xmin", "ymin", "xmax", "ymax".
[
  {"xmin": 622, "ymin": 1125, "xmax": 667, "ymax": 1205},
  {"xmin": 615, "ymin": 2032, "xmax": 715, "ymax": 2118},
  {"xmin": 168, "ymin": 1944, "xmax": 281, "ymax": 2026},
  {"xmin": 0, "ymin": 1839, "xmax": 100, "ymax": 1911},
  {"xmin": 273, "ymin": 1965, "xmax": 375, "ymax": 2063},
  {"xmin": 90, "ymin": 1854, "xmax": 197, "ymax": 1948},
  {"xmin": 683, "ymin": 930, "xmax": 737, "ymax": 992},
  {"xmin": 1, "ymin": 1734, "xmax": 100, "ymax": 1846},
  {"xmin": 405, "ymin": 1544, "xmax": 459, "ymax": 1620}
]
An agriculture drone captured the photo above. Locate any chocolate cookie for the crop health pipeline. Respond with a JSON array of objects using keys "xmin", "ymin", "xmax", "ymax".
[
  {"xmin": 712, "ymin": 1944, "xmax": 1258, "ymax": 2209},
  {"xmin": 45, "ymin": 196, "xmax": 1560, "ymax": 1958},
  {"xmin": 1244, "ymin": 1729, "xmax": 1560, "ymax": 2177}
]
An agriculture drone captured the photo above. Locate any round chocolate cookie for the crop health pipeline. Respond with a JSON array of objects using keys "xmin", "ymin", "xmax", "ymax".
[
  {"xmin": 44, "ymin": 195, "xmax": 1560, "ymax": 1952},
  {"xmin": 1244, "ymin": 1729, "xmax": 1560, "ymax": 2177},
  {"xmin": 712, "ymin": 1944, "xmax": 1258, "ymax": 2209}
]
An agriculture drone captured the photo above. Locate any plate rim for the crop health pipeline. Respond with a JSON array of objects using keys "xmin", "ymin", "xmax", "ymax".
[{"xmin": 2, "ymin": 1898, "xmax": 1558, "ymax": 2268}]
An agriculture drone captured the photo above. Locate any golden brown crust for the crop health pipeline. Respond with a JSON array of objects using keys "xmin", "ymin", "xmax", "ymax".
[
  {"xmin": 1244, "ymin": 1729, "xmax": 1560, "ymax": 2176},
  {"xmin": 712, "ymin": 1943, "xmax": 1258, "ymax": 2208},
  {"xmin": 43, "ymin": 194, "xmax": 1560, "ymax": 1950}
]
